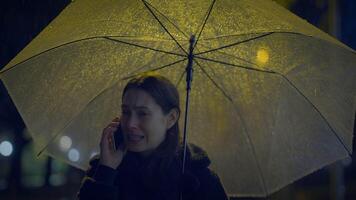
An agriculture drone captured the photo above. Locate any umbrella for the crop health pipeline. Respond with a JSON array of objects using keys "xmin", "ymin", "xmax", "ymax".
[{"xmin": 0, "ymin": 0, "xmax": 355, "ymax": 197}]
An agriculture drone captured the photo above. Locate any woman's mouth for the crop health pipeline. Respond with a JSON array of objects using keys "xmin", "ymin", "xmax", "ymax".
[{"xmin": 128, "ymin": 134, "xmax": 144, "ymax": 143}]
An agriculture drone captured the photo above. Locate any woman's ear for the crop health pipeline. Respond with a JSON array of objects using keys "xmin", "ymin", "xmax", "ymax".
[{"xmin": 166, "ymin": 108, "xmax": 179, "ymax": 129}]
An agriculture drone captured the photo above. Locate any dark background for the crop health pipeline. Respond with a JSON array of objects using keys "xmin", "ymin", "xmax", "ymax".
[{"xmin": 0, "ymin": 0, "xmax": 355, "ymax": 199}]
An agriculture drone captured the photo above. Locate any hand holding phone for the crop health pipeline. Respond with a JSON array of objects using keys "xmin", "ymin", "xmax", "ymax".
[{"xmin": 99, "ymin": 117, "xmax": 127, "ymax": 169}]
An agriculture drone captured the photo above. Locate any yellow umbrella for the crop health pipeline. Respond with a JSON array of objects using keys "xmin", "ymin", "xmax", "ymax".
[{"xmin": 0, "ymin": 0, "xmax": 355, "ymax": 197}]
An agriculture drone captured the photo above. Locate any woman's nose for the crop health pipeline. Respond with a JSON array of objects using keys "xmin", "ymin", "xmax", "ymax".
[{"xmin": 127, "ymin": 115, "xmax": 139, "ymax": 130}]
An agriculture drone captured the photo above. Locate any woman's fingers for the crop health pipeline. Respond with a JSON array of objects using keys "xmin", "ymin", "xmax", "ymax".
[
  {"xmin": 99, "ymin": 118, "xmax": 126, "ymax": 169},
  {"xmin": 100, "ymin": 118, "xmax": 121, "ymax": 150},
  {"xmin": 113, "ymin": 117, "xmax": 120, "ymax": 122},
  {"xmin": 108, "ymin": 123, "xmax": 119, "ymax": 129},
  {"xmin": 103, "ymin": 117, "xmax": 120, "ymax": 130},
  {"xmin": 101, "ymin": 127, "xmax": 114, "ymax": 147},
  {"xmin": 107, "ymin": 132, "xmax": 116, "ymax": 152},
  {"xmin": 100, "ymin": 131, "xmax": 115, "ymax": 152},
  {"xmin": 105, "ymin": 126, "xmax": 118, "ymax": 133}
]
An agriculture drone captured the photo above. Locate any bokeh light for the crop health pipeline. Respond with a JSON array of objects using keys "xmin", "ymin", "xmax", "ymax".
[
  {"xmin": 59, "ymin": 136, "xmax": 72, "ymax": 151},
  {"xmin": 68, "ymin": 148, "xmax": 80, "ymax": 162},
  {"xmin": 256, "ymin": 48, "xmax": 270, "ymax": 65},
  {"xmin": 0, "ymin": 141, "xmax": 13, "ymax": 157},
  {"xmin": 49, "ymin": 174, "xmax": 66, "ymax": 186}
]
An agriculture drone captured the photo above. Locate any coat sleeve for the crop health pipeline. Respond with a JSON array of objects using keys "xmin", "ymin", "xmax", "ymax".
[
  {"xmin": 194, "ymin": 168, "xmax": 229, "ymax": 200},
  {"xmin": 77, "ymin": 157, "xmax": 119, "ymax": 200}
]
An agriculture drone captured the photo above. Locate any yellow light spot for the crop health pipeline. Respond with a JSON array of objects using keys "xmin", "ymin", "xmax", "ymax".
[{"xmin": 256, "ymin": 48, "xmax": 269, "ymax": 65}]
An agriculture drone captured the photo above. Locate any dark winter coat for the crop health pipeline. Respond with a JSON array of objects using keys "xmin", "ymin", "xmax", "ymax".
[{"xmin": 77, "ymin": 143, "xmax": 228, "ymax": 200}]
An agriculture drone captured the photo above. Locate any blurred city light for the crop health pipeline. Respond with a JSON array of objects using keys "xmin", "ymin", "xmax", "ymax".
[
  {"xmin": 68, "ymin": 148, "xmax": 80, "ymax": 162},
  {"xmin": 49, "ymin": 174, "xmax": 66, "ymax": 186},
  {"xmin": 59, "ymin": 135, "xmax": 72, "ymax": 151},
  {"xmin": 0, "ymin": 141, "xmax": 13, "ymax": 157}
]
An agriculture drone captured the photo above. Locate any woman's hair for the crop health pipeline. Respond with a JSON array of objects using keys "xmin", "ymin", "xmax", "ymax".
[{"xmin": 122, "ymin": 74, "xmax": 181, "ymax": 184}]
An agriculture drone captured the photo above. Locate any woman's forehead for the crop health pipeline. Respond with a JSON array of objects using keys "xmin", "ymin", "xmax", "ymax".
[{"xmin": 122, "ymin": 89, "xmax": 158, "ymax": 109}]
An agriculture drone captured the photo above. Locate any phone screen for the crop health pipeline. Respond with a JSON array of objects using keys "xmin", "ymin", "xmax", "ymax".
[{"xmin": 113, "ymin": 124, "xmax": 124, "ymax": 151}]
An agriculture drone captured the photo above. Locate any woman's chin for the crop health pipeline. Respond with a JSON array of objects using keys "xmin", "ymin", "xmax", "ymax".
[
  {"xmin": 127, "ymin": 145, "xmax": 156, "ymax": 157},
  {"xmin": 127, "ymin": 143, "xmax": 146, "ymax": 152},
  {"xmin": 128, "ymin": 147, "xmax": 143, "ymax": 152}
]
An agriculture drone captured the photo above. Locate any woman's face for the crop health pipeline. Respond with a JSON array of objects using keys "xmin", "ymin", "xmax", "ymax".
[{"xmin": 120, "ymin": 88, "xmax": 175, "ymax": 154}]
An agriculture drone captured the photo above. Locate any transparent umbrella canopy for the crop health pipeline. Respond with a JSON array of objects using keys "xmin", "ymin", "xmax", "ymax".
[{"xmin": 0, "ymin": 0, "xmax": 355, "ymax": 197}]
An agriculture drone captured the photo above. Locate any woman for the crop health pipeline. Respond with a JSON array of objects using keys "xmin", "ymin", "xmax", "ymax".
[{"xmin": 77, "ymin": 74, "xmax": 228, "ymax": 200}]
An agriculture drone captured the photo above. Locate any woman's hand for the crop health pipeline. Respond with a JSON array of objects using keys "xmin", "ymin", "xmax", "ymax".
[{"xmin": 99, "ymin": 117, "xmax": 127, "ymax": 169}]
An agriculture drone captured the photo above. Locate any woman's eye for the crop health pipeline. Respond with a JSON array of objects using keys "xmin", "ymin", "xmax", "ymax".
[{"xmin": 138, "ymin": 112, "xmax": 148, "ymax": 116}]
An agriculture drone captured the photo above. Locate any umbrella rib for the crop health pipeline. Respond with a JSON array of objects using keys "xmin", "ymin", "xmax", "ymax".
[
  {"xmin": 120, "ymin": 58, "xmax": 188, "ymax": 81},
  {"xmin": 196, "ymin": 32, "xmax": 274, "ymax": 55},
  {"xmin": 194, "ymin": 60, "xmax": 233, "ymax": 102},
  {"xmin": 193, "ymin": 0, "xmax": 217, "ymax": 49},
  {"xmin": 195, "ymin": 55, "xmax": 277, "ymax": 74},
  {"xmin": 142, "ymin": 0, "xmax": 189, "ymax": 39},
  {"xmin": 124, "ymin": 46, "xmax": 186, "ymax": 76},
  {"xmin": 196, "ymin": 32, "xmax": 272, "ymax": 41},
  {"xmin": 0, "ymin": 36, "xmax": 185, "ymax": 77},
  {"xmin": 195, "ymin": 30, "xmax": 356, "ymax": 55},
  {"xmin": 195, "ymin": 55, "xmax": 351, "ymax": 155},
  {"xmin": 36, "ymin": 58, "xmax": 187, "ymax": 156},
  {"xmin": 196, "ymin": 42, "xmax": 261, "ymax": 69},
  {"xmin": 197, "ymin": 31, "xmax": 312, "ymax": 41},
  {"xmin": 197, "ymin": 31, "xmax": 355, "ymax": 54},
  {"xmin": 103, "ymin": 37, "xmax": 186, "ymax": 57},
  {"xmin": 193, "ymin": 60, "xmax": 269, "ymax": 195},
  {"xmin": 175, "ymin": 68, "xmax": 187, "ymax": 88},
  {"xmin": 141, "ymin": 0, "xmax": 188, "ymax": 55},
  {"xmin": 279, "ymin": 75, "xmax": 353, "ymax": 156}
]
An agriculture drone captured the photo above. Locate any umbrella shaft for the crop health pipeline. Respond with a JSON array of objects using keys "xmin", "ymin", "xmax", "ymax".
[
  {"xmin": 182, "ymin": 35, "xmax": 196, "ymax": 175},
  {"xmin": 185, "ymin": 35, "xmax": 195, "ymax": 90}
]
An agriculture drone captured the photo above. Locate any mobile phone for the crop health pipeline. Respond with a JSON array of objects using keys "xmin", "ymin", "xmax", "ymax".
[{"xmin": 113, "ymin": 124, "xmax": 124, "ymax": 151}]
